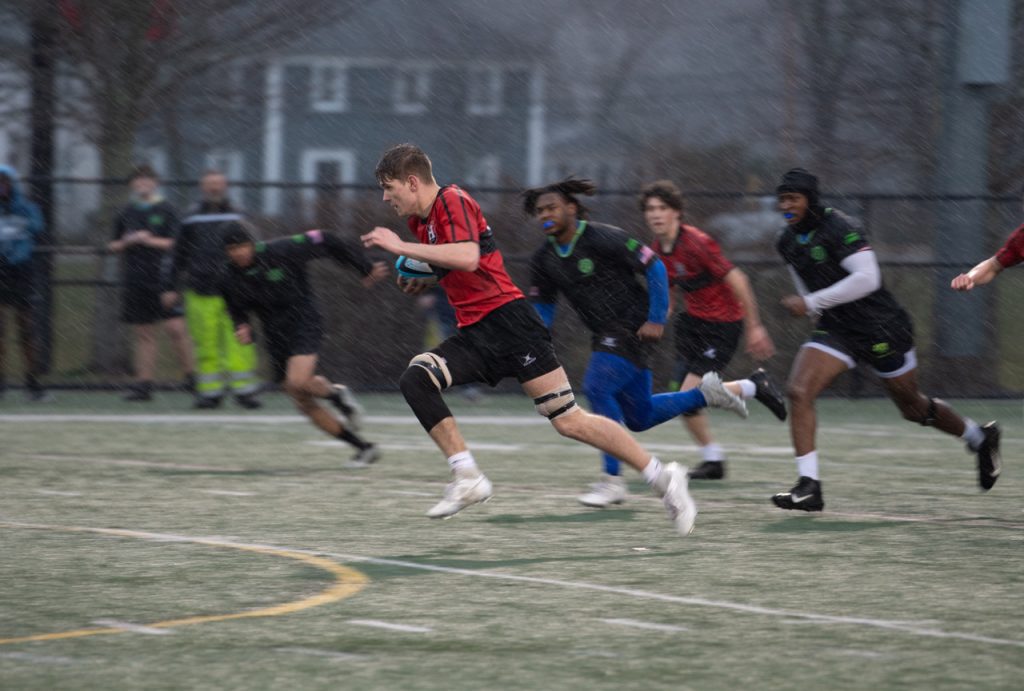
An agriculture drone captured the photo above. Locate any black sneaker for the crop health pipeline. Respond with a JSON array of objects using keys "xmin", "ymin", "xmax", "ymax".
[
  {"xmin": 234, "ymin": 393, "xmax": 263, "ymax": 410},
  {"xmin": 194, "ymin": 396, "xmax": 223, "ymax": 410},
  {"xmin": 688, "ymin": 460, "xmax": 726, "ymax": 480},
  {"xmin": 771, "ymin": 476, "xmax": 824, "ymax": 512},
  {"xmin": 123, "ymin": 382, "xmax": 153, "ymax": 402},
  {"xmin": 975, "ymin": 421, "xmax": 1001, "ymax": 491},
  {"xmin": 750, "ymin": 368, "xmax": 787, "ymax": 421}
]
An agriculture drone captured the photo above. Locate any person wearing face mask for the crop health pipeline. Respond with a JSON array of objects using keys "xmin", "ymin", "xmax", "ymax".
[
  {"xmin": 773, "ymin": 168, "xmax": 1000, "ymax": 512},
  {"xmin": 108, "ymin": 165, "xmax": 195, "ymax": 401}
]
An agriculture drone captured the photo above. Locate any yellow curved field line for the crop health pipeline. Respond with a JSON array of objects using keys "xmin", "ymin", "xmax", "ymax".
[{"xmin": 0, "ymin": 522, "xmax": 369, "ymax": 646}]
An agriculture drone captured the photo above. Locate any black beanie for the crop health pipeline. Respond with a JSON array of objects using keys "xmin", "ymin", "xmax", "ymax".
[
  {"xmin": 222, "ymin": 222, "xmax": 254, "ymax": 246},
  {"xmin": 776, "ymin": 168, "xmax": 820, "ymax": 207}
]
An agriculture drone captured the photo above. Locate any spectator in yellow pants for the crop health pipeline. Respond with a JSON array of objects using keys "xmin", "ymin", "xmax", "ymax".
[{"xmin": 162, "ymin": 171, "xmax": 261, "ymax": 409}]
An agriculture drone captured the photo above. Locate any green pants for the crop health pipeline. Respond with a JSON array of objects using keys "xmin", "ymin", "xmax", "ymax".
[{"xmin": 185, "ymin": 291, "xmax": 260, "ymax": 399}]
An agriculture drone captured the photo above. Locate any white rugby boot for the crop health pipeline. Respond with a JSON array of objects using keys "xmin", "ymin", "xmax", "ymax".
[
  {"xmin": 699, "ymin": 372, "xmax": 748, "ymax": 419},
  {"xmin": 577, "ymin": 474, "xmax": 628, "ymax": 508},
  {"xmin": 426, "ymin": 472, "xmax": 493, "ymax": 519},
  {"xmin": 653, "ymin": 462, "xmax": 698, "ymax": 536}
]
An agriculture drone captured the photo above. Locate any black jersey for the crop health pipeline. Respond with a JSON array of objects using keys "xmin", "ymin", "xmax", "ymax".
[
  {"xmin": 776, "ymin": 208, "xmax": 907, "ymax": 331},
  {"xmin": 221, "ymin": 230, "xmax": 372, "ymax": 331},
  {"xmin": 529, "ymin": 221, "xmax": 658, "ymax": 363},
  {"xmin": 112, "ymin": 199, "xmax": 180, "ymax": 287}
]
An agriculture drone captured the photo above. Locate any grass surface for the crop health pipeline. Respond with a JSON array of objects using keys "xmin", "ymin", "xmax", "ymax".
[{"xmin": 0, "ymin": 392, "xmax": 1022, "ymax": 690}]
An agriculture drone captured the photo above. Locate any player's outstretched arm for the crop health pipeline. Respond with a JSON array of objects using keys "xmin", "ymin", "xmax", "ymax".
[
  {"xmin": 361, "ymin": 226, "xmax": 479, "ymax": 272},
  {"xmin": 723, "ymin": 267, "xmax": 774, "ymax": 360},
  {"xmin": 951, "ymin": 257, "xmax": 1002, "ymax": 291}
]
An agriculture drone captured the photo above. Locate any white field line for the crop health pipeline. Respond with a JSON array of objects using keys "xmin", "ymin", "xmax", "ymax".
[
  {"xmin": 601, "ymin": 618, "xmax": 689, "ymax": 633},
  {"xmin": 34, "ymin": 489, "xmax": 82, "ymax": 497},
  {"xmin": 3, "ymin": 521, "xmax": 1018, "ymax": 650},
  {"xmin": 346, "ymin": 619, "xmax": 432, "ymax": 633},
  {"xmin": 306, "ymin": 440, "xmax": 523, "ymax": 452},
  {"xmin": 0, "ymin": 651, "xmax": 78, "ymax": 664},
  {"xmin": 90, "ymin": 619, "xmax": 174, "ymax": 636},
  {"xmin": 200, "ymin": 490, "xmax": 256, "ymax": 497},
  {"xmin": 276, "ymin": 647, "xmax": 366, "ymax": 662},
  {"xmin": 18, "ymin": 454, "xmax": 248, "ymax": 472}
]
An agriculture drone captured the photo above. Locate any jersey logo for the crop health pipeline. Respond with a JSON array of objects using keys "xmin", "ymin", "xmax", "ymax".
[
  {"xmin": 872, "ymin": 342, "xmax": 891, "ymax": 357},
  {"xmin": 520, "ymin": 352, "xmax": 537, "ymax": 366},
  {"xmin": 577, "ymin": 258, "xmax": 595, "ymax": 275},
  {"xmin": 427, "ymin": 223, "xmax": 437, "ymax": 244},
  {"xmin": 148, "ymin": 214, "xmax": 164, "ymax": 226},
  {"xmin": 844, "ymin": 232, "xmax": 861, "ymax": 245},
  {"xmin": 266, "ymin": 268, "xmax": 285, "ymax": 282},
  {"xmin": 601, "ymin": 336, "xmax": 618, "ymax": 348},
  {"xmin": 810, "ymin": 245, "xmax": 827, "ymax": 262},
  {"xmin": 674, "ymin": 261, "xmax": 687, "ymax": 275},
  {"xmin": 703, "ymin": 347, "xmax": 717, "ymax": 359}
]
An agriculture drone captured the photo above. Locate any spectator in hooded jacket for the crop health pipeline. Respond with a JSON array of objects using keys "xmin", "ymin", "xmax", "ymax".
[{"xmin": 0, "ymin": 164, "xmax": 49, "ymax": 402}]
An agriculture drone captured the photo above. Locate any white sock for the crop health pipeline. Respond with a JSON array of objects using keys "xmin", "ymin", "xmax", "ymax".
[
  {"xmin": 737, "ymin": 379, "xmax": 757, "ymax": 399},
  {"xmin": 641, "ymin": 457, "xmax": 663, "ymax": 485},
  {"xmin": 961, "ymin": 418, "xmax": 985, "ymax": 451},
  {"xmin": 701, "ymin": 443, "xmax": 725, "ymax": 462},
  {"xmin": 447, "ymin": 450, "xmax": 479, "ymax": 476},
  {"xmin": 796, "ymin": 451, "xmax": 819, "ymax": 480}
]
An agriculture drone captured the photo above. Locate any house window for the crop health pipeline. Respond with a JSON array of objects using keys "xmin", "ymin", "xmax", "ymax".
[
  {"xmin": 204, "ymin": 150, "xmax": 244, "ymax": 183},
  {"xmin": 220, "ymin": 63, "xmax": 246, "ymax": 109},
  {"xmin": 300, "ymin": 148, "xmax": 356, "ymax": 224},
  {"xmin": 467, "ymin": 67, "xmax": 503, "ymax": 116},
  {"xmin": 393, "ymin": 68, "xmax": 430, "ymax": 115},
  {"xmin": 310, "ymin": 63, "xmax": 348, "ymax": 112},
  {"xmin": 465, "ymin": 154, "xmax": 501, "ymax": 189}
]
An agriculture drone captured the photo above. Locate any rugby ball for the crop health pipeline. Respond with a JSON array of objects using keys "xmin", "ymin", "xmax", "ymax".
[{"xmin": 395, "ymin": 255, "xmax": 436, "ymax": 279}]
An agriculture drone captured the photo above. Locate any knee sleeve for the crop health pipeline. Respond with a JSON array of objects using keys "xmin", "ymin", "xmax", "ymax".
[
  {"xmin": 917, "ymin": 396, "xmax": 938, "ymax": 426},
  {"xmin": 399, "ymin": 365, "xmax": 453, "ymax": 432},
  {"xmin": 534, "ymin": 387, "xmax": 578, "ymax": 420},
  {"xmin": 408, "ymin": 352, "xmax": 452, "ymax": 391}
]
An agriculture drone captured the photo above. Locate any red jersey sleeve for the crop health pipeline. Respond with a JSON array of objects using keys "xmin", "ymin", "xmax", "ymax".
[
  {"xmin": 434, "ymin": 186, "xmax": 481, "ymax": 244},
  {"xmin": 995, "ymin": 225, "xmax": 1024, "ymax": 268},
  {"xmin": 691, "ymin": 226, "xmax": 735, "ymax": 280}
]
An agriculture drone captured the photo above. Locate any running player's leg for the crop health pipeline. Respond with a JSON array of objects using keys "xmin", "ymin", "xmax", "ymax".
[
  {"xmin": 771, "ymin": 343, "xmax": 849, "ymax": 511},
  {"xmin": 879, "ymin": 358, "xmax": 1000, "ymax": 490},
  {"xmin": 284, "ymin": 353, "xmax": 376, "ymax": 460},
  {"xmin": 522, "ymin": 366, "xmax": 697, "ymax": 535},
  {"xmin": 399, "ymin": 334, "xmax": 493, "ymax": 517},
  {"xmin": 614, "ymin": 361, "xmax": 707, "ymax": 431},
  {"xmin": 579, "ymin": 352, "xmax": 632, "ymax": 507}
]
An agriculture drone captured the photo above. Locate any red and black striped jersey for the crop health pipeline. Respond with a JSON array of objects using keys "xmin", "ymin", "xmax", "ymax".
[
  {"xmin": 407, "ymin": 185, "xmax": 522, "ymax": 327},
  {"xmin": 995, "ymin": 224, "xmax": 1024, "ymax": 268}
]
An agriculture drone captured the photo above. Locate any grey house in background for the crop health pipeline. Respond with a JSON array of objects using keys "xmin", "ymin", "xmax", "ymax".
[{"xmin": 135, "ymin": 7, "xmax": 545, "ymax": 222}]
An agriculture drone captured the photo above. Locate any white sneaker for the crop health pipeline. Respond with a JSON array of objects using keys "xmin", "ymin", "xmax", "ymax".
[
  {"xmin": 332, "ymin": 384, "xmax": 364, "ymax": 431},
  {"xmin": 655, "ymin": 462, "xmax": 698, "ymax": 536},
  {"xmin": 426, "ymin": 473, "xmax": 493, "ymax": 519},
  {"xmin": 699, "ymin": 372, "xmax": 748, "ymax": 419},
  {"xmin": 577, "ymin": 474, "xmax": 627, "ymax": 508},
  {"xmin": 345, "ymin": 444, "xmax": 380, "ymax": 469}
]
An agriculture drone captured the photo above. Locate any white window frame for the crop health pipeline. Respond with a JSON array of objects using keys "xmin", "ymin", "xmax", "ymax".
[
  {"xmin": 299, "ymin": 148, "xmax": 357, "ymax": 212},
  {"xmin": 393, "ymin": 67, "xmax": 431, "ymax": 115},
  {"xmin": 467, "ymin": 66, "xmax": 504, "ymax": 116},
  {"xmin": 309, "ymin": 61, "xmax": 349, "ymax": 113},
  {"xmin": 465, "ymin": 154, "xmax": 501, "ymax": 189}
]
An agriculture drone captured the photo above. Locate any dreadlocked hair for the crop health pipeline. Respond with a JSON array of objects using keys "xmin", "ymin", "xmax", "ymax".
[{"xmin": 522, "ymin": 177, "xmax": 598, "ymax": 218}]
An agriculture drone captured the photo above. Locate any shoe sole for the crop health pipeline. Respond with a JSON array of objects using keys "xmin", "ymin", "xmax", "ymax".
[
  {"xmin": 577, "ymin": 498, "xmax": 626, "ymax": 508},
  {"xmin": 429, "ymin": 495, "xmax": 492, "ymax": 520}
]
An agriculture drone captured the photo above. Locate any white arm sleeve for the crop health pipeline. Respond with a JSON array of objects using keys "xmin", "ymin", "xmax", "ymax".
[
  {"xmin": 803, "ymin": 249, "xmax": 882, "ymax": 316},
  {"xmin": 787, "ymin": 266, "xmax": 810, "ymax": 296}
]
